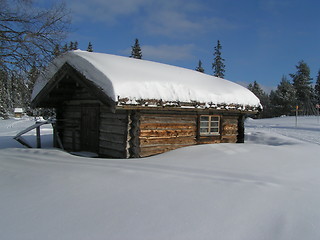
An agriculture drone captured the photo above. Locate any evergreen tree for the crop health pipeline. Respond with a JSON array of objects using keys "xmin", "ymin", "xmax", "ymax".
[
  {"xmin": 195, "ymin": 60, "xmax": 205, "ymax": 73},
  {"xmin": 212, "ymin": 40, "xmax": 225, "ymax": 78},
  {"xmin": 290, "ymin": 60, "xmax": 313, "ymax": 106},
  {"xmin": 130, "ymin": 38, "xmax": 142, "ymax": 59},
  {"xmin": 53, "ymin": 44, "xmax": 61, "ymax": 57},
  {"xmin": 269, "ymin": 76, "xmax": 296, "ymax": 116},
  {"xmin": 289, "ymin": 60, "xmax": 315, "ymax": 114},
  {"xmin": 248, "ymin": 81, "xmax": 270, "ymax": 118},
  {"xmin": 74, "ymin": 41, "xmax": 79, "ymax": 50},
  {"xmin": 62, "ymin": 43, "xmax": 68, "ymax": 53},
  {"xmin": 26, "ymin": 64, "xmax": 40, "ymax": 107},
  {"xmin": 87, "ymin": 42, "xmax": 93, "ymax": 52},
  {"xmin": 69, "ymin": 41, "xmax": 74, "ymax": 51},
  {"xmin": 315, "ymin": 70, "xmax": 320, "ymax": 103}
]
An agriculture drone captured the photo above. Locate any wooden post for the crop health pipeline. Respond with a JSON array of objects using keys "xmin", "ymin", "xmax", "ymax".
[
  {"xmin": 295, "ymin": 105, "xmax": 298, "ymax": 127},
  {"xmin": 36, "ymin": 126, "xmax": 41, "ymax": 148}
]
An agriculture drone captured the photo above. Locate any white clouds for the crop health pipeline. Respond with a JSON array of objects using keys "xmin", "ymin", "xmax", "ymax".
[
  {"xmin": 69, "ymin": 0, "xmax": 148, "ymax": 24},
  {"xmin": 68, "ymin": 0, "xmax": 235, "ymax": 38}
]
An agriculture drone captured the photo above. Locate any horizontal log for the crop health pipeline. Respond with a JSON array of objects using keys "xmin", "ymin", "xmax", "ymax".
[
  {"xmin": 140, "ymin": 115, "xmax": 196, "ymax": 124},
  {"xmin": 100, "ymin": 124, "xmax": 127, "ymax": 134},
  {"xmin": 222, "ymin": 131, "xmax": 238, "ymax": 135},
  {"xmin": 140, "ymin": 122, "xmax": 196, "ymax": 130},
  {"xmin": 221, "ymin": 136, "xmax": 237, "ymax": 143},
  {"xmin": 100, "ymin": 132, "xmax": 126, "ymax": 144},
  {"xmin": 222, "ymin": 125, "xmax": 237, "ymax": 131},
  {"xmin": 140, "ymin": 129, "xmax": 196, "ymax": 138},
  {"xmin": 99, "ymin": 146, "xmax": 126, "ymax": 158},
  {"xmin": 140, "ymin": 136, "xmax": 196, "ymax": 146},
  {"xmin": 100, "ymin": 112, "xmax": 128, "ymax": 119},
  {"xmin": 62, "ymin": 130, "xmax": 80, "ymax": 138},
  {"xmin": 197, "ymin": 136, "xmax": 221, "ymax": 144},
  {"xmin": 100, "ymin": 117, "xmax": 127, "ymax": 125},
  {"xmin": 99, "ymin": 140, "xmax": 125, "ymax": 152},
  {"xmin": 140, "ymin": 144, "xmax": 193, "ymax": 157},
  {"xmin": 222, "ymin": 118, "xmax": 238, "ymax": 124}
]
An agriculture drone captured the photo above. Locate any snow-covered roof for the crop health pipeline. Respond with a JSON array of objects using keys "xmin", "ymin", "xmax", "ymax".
[
  {"xmin": 32, "ymin": 50, "xmax": 260, "ymax": 109},
  {"xmin": 14, "ymin": 108, "xmax": 24, "ymax": 113}
]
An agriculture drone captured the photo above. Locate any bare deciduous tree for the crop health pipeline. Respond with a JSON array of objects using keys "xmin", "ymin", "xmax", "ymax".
[{"xmin": 0, "ymin": 0, "xmax": 71, "ymax": 72}]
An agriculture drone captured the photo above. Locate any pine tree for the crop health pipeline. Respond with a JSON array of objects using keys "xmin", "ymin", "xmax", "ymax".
[
  {"xmin": 289, "ymin": 60, "xmax": 314, "ymax": 114},
  {"xmin": 130, "ymin": 38, "xmax": 142, "ymax": 59},
  {"xmin": 62, "ymin": 43, "xmax": 68, "ymax": 53},
  {"xmin": 87, "ymin": 42, "xmax": 93, "ymax": 52},
  {"xmin": 269, "ymin": 76, "xmax": 296, "ymax": 116},
  {"xmin": 212, "ymin": 40, "xmax": 225, "ymax": 78},
  {"xmin": 53, "ymin": 44, "xmax": 61, "ymax": 57},
  {"xmin": 69, "ymin": 41, "xmax": 74, "ymax": 51},
  {"xmin": 74, "ymin": 41, "xmax": 79, "ymax": 50},
  {"xmin": 315, "ymin": 70, "xmax": 320, "ymax": 103},
  {"xmin": 195, "ymin": 60, "xmax": 205, "ymax": 73},
  {"xmin": 26, "ymin": 64, "xmax": 40, "ymax": 107},
  {"xmin": 248, "ymin": 81, "xmax": 270, "ymax": 118}
]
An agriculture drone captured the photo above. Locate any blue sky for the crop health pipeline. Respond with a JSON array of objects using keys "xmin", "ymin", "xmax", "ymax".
[{"xmin": 44, "ymin": 0, "xmax": 320, "ymax": 91}]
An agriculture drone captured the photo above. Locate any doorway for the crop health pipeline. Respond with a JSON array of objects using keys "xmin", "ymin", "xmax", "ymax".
[{"xmin": 81, "ymin": 104, "xmax": 100, "ymax": 153}]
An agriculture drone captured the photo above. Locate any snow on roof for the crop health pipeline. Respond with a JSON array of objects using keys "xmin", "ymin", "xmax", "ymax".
[
  {"xmin": 14, "ymin": 108, "xmax": 24, "ymax": 113},
  {"xmin": 32, "ymin": 50, "xmax": 260, "ymax": 108}
]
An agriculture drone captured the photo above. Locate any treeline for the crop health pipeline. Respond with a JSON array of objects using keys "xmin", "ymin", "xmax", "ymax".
[{"xmin": 248, "ymin": 60, "xmax": 320, "ymax": 118}]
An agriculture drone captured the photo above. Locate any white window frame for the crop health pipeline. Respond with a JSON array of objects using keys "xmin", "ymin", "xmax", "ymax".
[{"xmin": 199, "ymin": 115, "xmax": 220, "ymax": 136}]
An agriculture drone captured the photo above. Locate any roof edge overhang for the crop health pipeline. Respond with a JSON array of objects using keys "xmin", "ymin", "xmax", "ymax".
[
  {"xmin": 31, "ymin": 63, "xmax": 116, "ymax": 111},
  {"xmin": 116, "ymin": 97, "xmax": 261, "ymax": 113}
]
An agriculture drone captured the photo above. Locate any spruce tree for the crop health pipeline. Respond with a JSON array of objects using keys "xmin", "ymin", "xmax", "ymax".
[
  {"xmin": 53, "ymin": 44, "xmax": 61, "ymax": 57},
  {"xmin": 62, "ymin": 43, "xmax": 68, "ymax": 53},
  {"xmin": 69, "ymin": 41, "xmax": 74, "ymax": 51},
  {"xmin": 195, "ymin": 60, "xmax": 205, "ymax": 73},
  {"xmin": 269, "ymin": 76, "xmax": 296, "ymax": 116},
  {"xmin": 248, "ymin": 81, "xmax": 270, "ymax": 118},
  {"xmin": 212, "ymin": 40, "xmax": 225, "ymax": 78},
  {"xmin": 74, "ymin": 41, "xmax": 79, "ymax": 50},
  {"xmin": 26, "ymin": 64, "xmax": 40, "ymax": 107},
  {"xmin": 87, "ymin": 42, "xmax": 93, "ymax": 52},
  {"xmin": 315, "ymin": 70, "xmax": 320, "ymax": 103},
  {"xmin": 130, "ymin": 38, "xmax": 142, "ymax": 59},
  {"xmin": 290, "ymin": 60, "xmax": 313, "ymax": 114}
]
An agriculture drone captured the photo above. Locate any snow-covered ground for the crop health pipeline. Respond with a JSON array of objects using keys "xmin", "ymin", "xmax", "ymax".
[{"xmin": 0, "ymin": 116, "xmax": 320, "ymax": 240}]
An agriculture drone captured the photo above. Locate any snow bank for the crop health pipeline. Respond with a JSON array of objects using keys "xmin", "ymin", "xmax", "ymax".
[{"xmin": 32, "ymin": 50, "xmax": 260, "ymax": 108}]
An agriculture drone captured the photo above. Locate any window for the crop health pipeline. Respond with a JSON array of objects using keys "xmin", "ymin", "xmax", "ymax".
[{"xmin": 199, "ymin": 115, "xmax": 220, "ymax": 135}]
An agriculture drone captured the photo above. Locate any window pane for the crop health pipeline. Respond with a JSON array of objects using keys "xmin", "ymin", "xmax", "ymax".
[
  {"xmin": 200, "ymin": 121, "xmax": 209, "ymax": 127},
  {"xmin": 211, "ymin": 117, "xmax": 219, "ymax": 121},
  {"xmin": 200, "ymin": 116, "xmax": 209, "ymax": 121},
  {"xmin": 200, "ymin": 128, "xmax": 209, "ymax": 133},
  {"xmin": 211, "ymin": 122, "xmax": 219, "ymax": 127},
  {"xmin": 210, "ymin": 127, "xmax": 219, "ymax": 133}
]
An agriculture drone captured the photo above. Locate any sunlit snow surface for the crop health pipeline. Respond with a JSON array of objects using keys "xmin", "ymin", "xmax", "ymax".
[{"xmin": 0, "ymin": 116, "xmax": 320, "ymax": 240}]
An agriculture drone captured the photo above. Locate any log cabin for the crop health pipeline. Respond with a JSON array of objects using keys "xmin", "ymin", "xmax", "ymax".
[{"xmin": 31, "ymin": 50, "xmax": 260, "ymax": 158}]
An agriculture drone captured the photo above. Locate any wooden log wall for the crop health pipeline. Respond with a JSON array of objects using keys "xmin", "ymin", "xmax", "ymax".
[
  {"xmin": 99, "ymin": 107, "xmax": 129, "ymax": 158},
  {"xmin": 221, "ymin": 116, "xmax": 239, "ymax": 143},
  {"xmin": 138, "ymin": 114, "xmax": 197, "ymax": 157}
]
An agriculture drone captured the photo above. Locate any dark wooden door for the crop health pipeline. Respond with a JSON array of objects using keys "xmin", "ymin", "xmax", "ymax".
[{"xmin": 81, "ymin": 105, "xmax": 100, "ymax": 153}]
